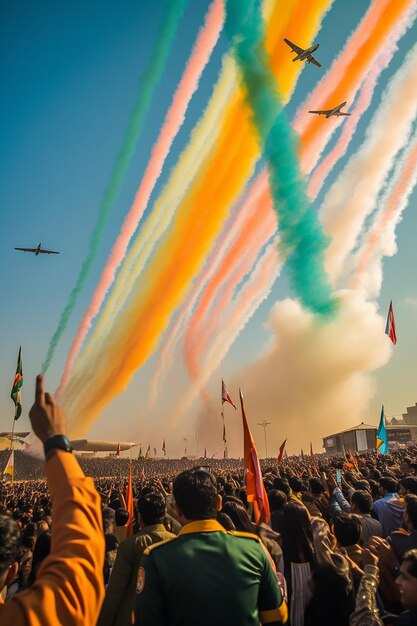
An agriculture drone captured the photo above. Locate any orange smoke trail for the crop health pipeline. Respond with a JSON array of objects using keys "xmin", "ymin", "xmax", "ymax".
[
  {"xmin": 354, "ymin": 136, "xmax": 417, "ymax": 281},
  {"xmin": 60, "ymin": 1, "xmax": 281, "ymax": 404},
  {"xmin": 147, "ymin": 174, "xmax": 269, "ymax": 409},
  {"xmin": 297, "ymin": 0, "xmax": 414, "ymax": 171},
  {"xmin": 65, "ymin": 0, "xmax": 332, "ymax": 434},
  {"xmin": 56, "ymin": 0, "xmax": 225, "ymax": 395},
  {"xmin": 62, "ymin": 0, "xmax": 326, "ymax": 405},
  {"xmin": 184, "ymin": 188, "xmax": 275, "ymax": 381}
]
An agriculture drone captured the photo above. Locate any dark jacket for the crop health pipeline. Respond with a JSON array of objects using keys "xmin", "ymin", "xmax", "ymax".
[{"xmin": 98, "ymin": 523, "xmax": 175, "ymax": 626}]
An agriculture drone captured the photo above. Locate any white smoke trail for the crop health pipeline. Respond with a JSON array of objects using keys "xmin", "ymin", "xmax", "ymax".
[
  {"xmin": 350, "ymin": 127, "xmax": 417, "ymax": 297},
  {"xmin": 321, "ymin": 42, "xmax": 417, "ymax": 284}
]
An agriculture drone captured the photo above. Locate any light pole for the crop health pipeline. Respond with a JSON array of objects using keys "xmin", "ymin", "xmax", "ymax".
[{"xmin": 257, "ymin": 420, "xmax": 271, "ymax": 458}]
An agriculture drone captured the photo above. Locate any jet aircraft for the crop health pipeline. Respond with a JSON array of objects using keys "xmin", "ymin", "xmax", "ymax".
[
  {"xmin": 308, "ymin": 101, "xmax": 351, "ymax": 118},
  {"xmin": 15, "ymin": 243, "xmax": 60, "ymax": 255},
  {"xmin": 284, "ymin": 38, "xmax": 321, "ymax": 67}
]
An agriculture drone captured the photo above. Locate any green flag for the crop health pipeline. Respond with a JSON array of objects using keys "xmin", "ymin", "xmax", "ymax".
[{"xmin": 11, "ymin": 347, "xmax": 23, "ymax": 420}]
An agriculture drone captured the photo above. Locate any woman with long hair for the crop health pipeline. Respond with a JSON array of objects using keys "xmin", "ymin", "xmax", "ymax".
[{"xmin": 221, "ymin": 501, "xmax": 255, "ymax": 533}]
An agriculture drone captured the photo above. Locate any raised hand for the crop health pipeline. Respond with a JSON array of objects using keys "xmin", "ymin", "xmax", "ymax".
[{"xmin": 29, "ymin": 375, "xmax": 67, "ymax": 443}]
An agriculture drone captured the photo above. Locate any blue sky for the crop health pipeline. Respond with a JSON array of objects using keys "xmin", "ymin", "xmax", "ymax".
[{"xmin": 1, "ymin": 0, "xmax": 417, "ymax": 455}]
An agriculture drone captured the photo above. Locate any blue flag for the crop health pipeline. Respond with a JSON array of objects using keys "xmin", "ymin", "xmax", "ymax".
[{"xmin": 376, "ymin": 405, "xmax": 388, "ymax": 455}]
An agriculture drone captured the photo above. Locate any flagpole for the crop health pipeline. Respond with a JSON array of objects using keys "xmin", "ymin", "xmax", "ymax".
[
  {"xmin": 9, "ymin": 346, "xmax": 23, "ymax": 479},
  {"xmin": 257, "ymin": 420, "xmax": 270, "ymax": 458},
  {"xmin": 7, "ymin": 416, "xmax": 16, "ymax": 482},
  {"xmin": 9, "ymin": 416, "xmax": 16, "ymax": 452},
  {"xmin": 9, "ymin": 419, "xmax": 16, "ymax": 483},
  {"xmin": 221, "ymin": 397, "xmax": 226, "ymax": 459},
  {"xmin": 221, "ymin": 405, "xmax": 228, "ymax": 459}
]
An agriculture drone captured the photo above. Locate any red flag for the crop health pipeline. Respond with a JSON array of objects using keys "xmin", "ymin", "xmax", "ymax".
[
  {"xmin": 116, "ymin": 442, "xmax": 120, "ymax": 457},
  {"xmin": 239, "ymin": 389, "xmax": 270, "ymax": 524},
  {"xmin": 277, "ymin": 439, "xmax": 287, "ymax": 464},
  {"xmin": 349, "ymin": 450, "xmax": 359, "ymax": 471},
  {"xmin": 125, "ymin": 464, "xmax": 134, "ymax": 536},
  {"xmin": 222, "ymin": 379, "xmax": 236, "ymax": 409},
  {"xmin": 385, "ymin": 300, "xmax": 397, "ymax": 345}
]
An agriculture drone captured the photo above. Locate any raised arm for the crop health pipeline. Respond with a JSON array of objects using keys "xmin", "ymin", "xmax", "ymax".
[{"xmin": 0, "ymin": 375, "xmax": 105, "ymax": 626}]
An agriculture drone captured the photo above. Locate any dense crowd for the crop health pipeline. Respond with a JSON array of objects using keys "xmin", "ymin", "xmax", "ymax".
[{"xmin": 0, "ymin": 381, "xmax": 417, "ymax": 625}]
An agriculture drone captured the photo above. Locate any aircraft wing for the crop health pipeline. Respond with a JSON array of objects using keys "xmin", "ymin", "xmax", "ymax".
[
  {"xmin": 39, "ymin": 249, "xmax": 60, "ymax": 255},
  {"xmin": 308, "ymin": 110, "xmax": 328, "ymax": 115},
  {"xmin": 284, "ymin": 38, "xmax": 304, "ymax": 54},
  {"xmin": 338, "ymin": 112, "xmax": 351, "ymax": 116},
  {"xmin": 15, "ymin": 247, "xmax": 37, "ymax": 253},
  {"xmin": 309, "ymin": 56, "xmax": 322, "ymax": 68}
]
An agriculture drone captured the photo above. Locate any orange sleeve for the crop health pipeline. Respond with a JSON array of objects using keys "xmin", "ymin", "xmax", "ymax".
[{"xmin": 0, "ymin": 451, "xmax": 105, "ymax": 626}]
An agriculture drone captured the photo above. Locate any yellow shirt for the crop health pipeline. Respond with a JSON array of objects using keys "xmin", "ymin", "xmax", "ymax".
[{"xmin": 0, "ymin": 450, "xmax": 105, "ymax": 626}]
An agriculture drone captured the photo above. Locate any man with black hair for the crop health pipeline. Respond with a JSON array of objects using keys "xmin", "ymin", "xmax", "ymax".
[
  {"xmin": 267, "ymin": 489, "xmax": 287, "ymax": 537},
  {"xmin": 288, "ymin": 476, "xmax": 304, "ymax": 503},
  {"xmin": 273, "ymin": 477, "xmax": 291, "ymax": 497},
  {"xmin": 373, "ymin": 477, "xmax": 404, "ymax": 537},
  {"xmin": 114, "ymin": 508, "xmax": 130, "ymax": 542},
  {"xmin": 302, "ymin": 477, "xmax": 330, "ymax": 521},
  {"xmin": 400, "ymin": 457, "xmax": 415, "ymax": 476},
  {"xmin": 400, "ymin": 476, "xmax": 417, "ymax": 497},
  {"xmin": 333, "ymin": 513, "xmax": 364, "ymax": 567},
  {"xmin": 350, "ymin": 490, "xmax": 382, "ymax": 543},
  {"xmin": 98, "ymin": 490, "xmax": 175, "ymax": 626},
  {"xmin": 135, "ymin": 467, "xmax": 287, "ymax": 625}
]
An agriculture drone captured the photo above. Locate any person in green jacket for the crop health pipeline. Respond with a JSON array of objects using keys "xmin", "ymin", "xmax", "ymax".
[{"xmin": 135, "ymin": 467, "xmax": 287, "ymax": 626}]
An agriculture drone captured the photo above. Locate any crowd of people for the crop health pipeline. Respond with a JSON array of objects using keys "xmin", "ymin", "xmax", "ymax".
[{"xmin": 0, "ymin": 377, "xmax": 416, "ymax": 625}]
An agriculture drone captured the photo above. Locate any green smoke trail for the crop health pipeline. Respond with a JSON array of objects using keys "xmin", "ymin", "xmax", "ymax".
[
  {"xmin": 225, "ymin": 0, "xmax": 336, "ymax": 316},
  {"xmin": 42, "ymin": 0, "xmax": 189, "ymax": 373}
]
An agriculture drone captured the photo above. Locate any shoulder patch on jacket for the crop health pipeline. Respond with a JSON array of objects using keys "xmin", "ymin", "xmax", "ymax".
[
  {"xmin": 136, "ymin": 566, "xmax": 145, "ymax": 593},
  {"xmin": 228, "ymin": 530, "xmax": 261, "ymax": 542},
  {"xmin": 143, "ymin": 537, "xmax": 176, "ymax": 556}
]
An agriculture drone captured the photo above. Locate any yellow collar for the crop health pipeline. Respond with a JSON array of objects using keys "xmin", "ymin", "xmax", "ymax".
[{"xmin": 179, "ymin": 519, "xmax": 226, "ymax": 536}]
